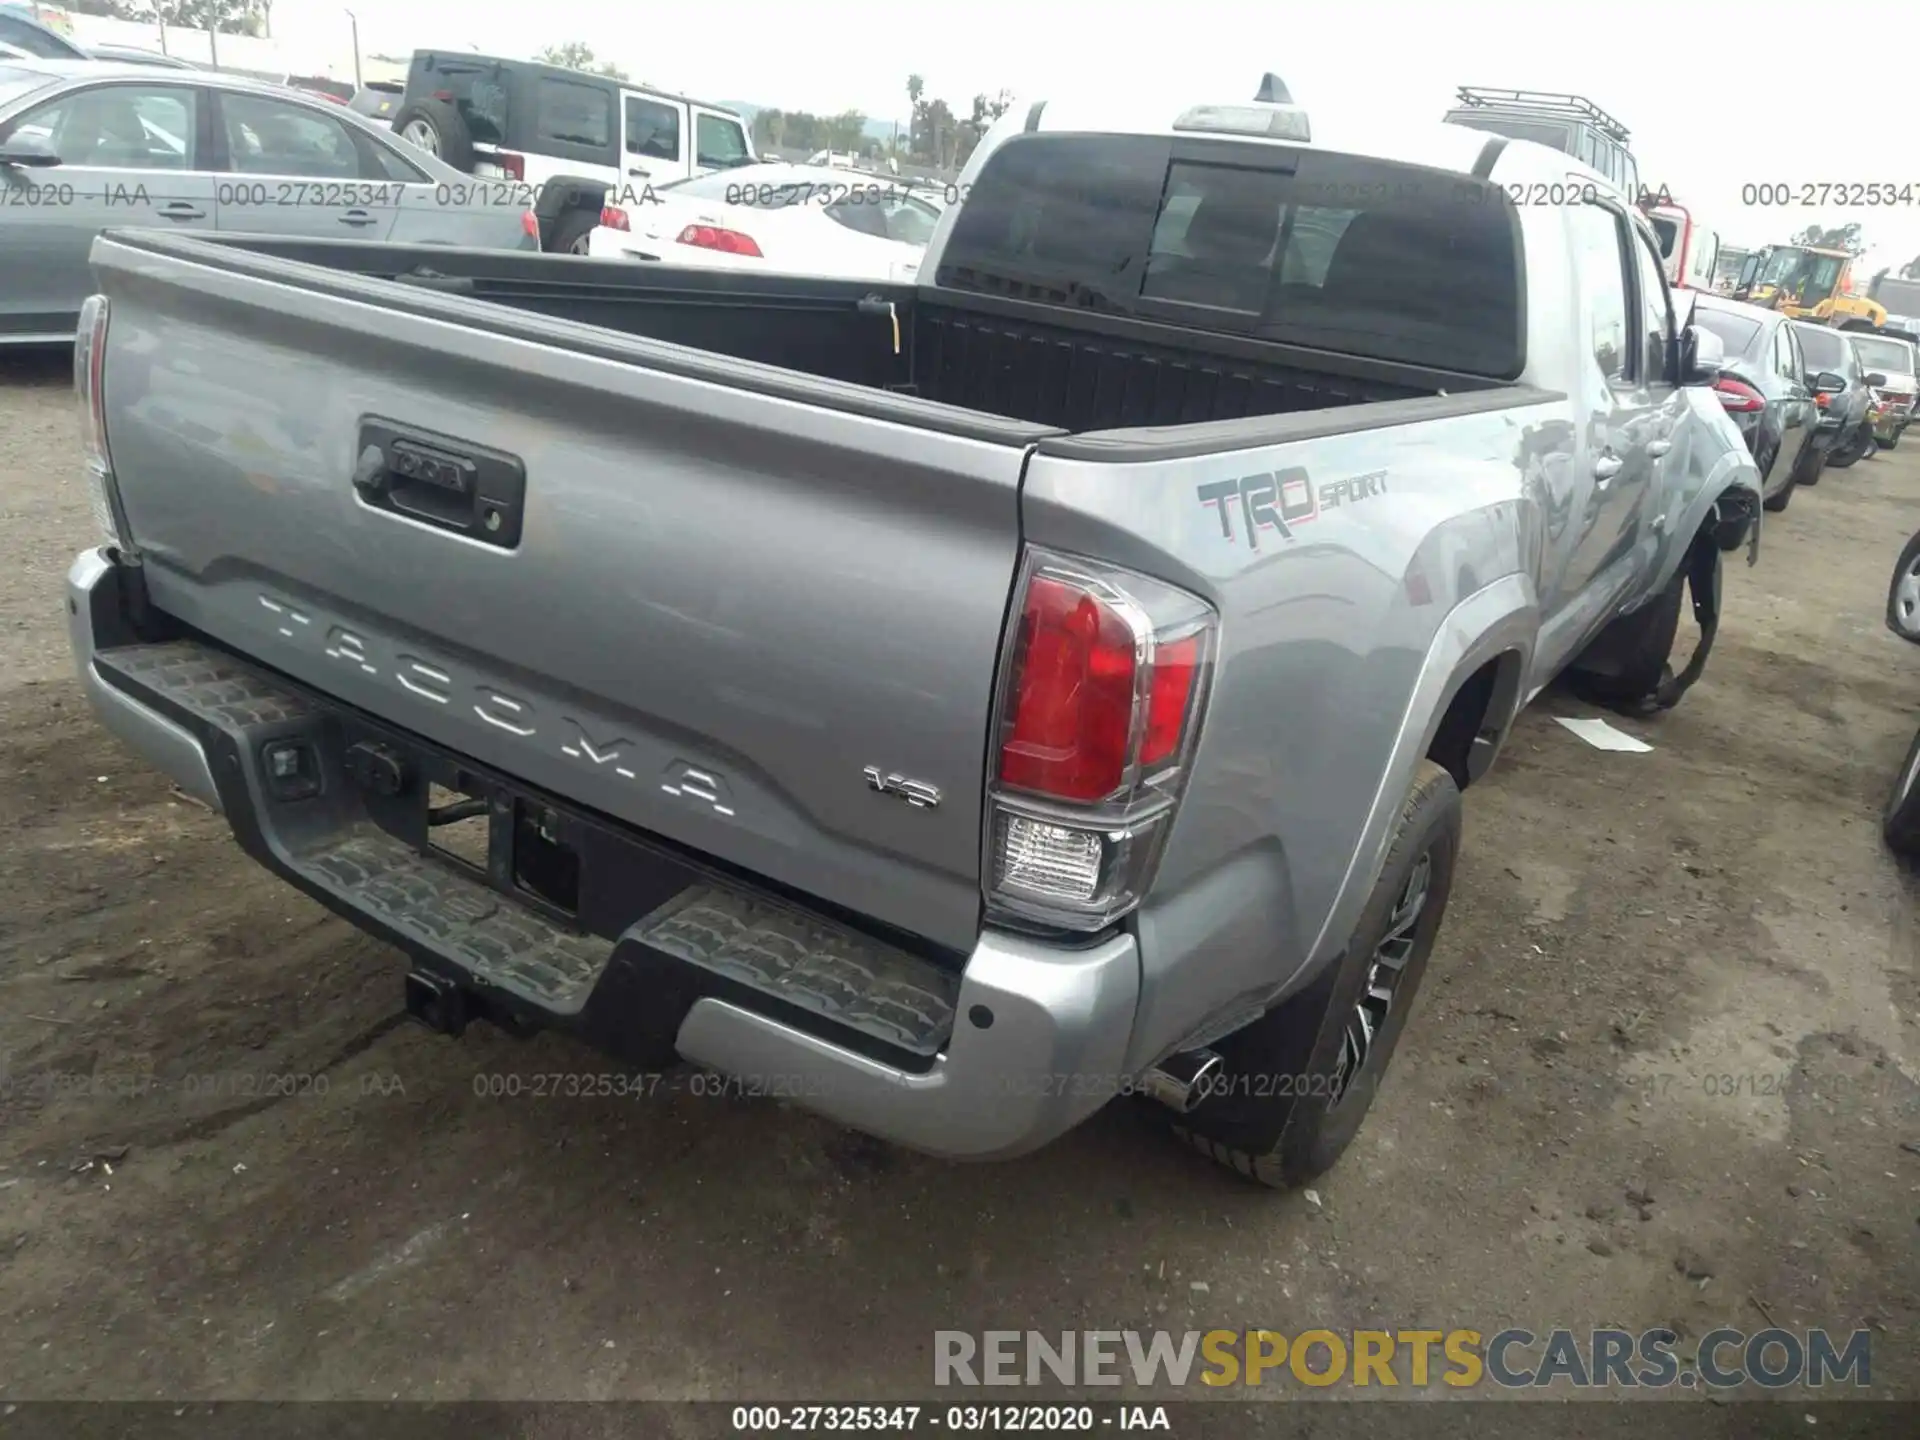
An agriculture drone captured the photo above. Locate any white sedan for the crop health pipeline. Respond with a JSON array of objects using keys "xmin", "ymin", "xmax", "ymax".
[{"xmin": 584, "ymin": 163, "xmax": 944, "ymax": 282}]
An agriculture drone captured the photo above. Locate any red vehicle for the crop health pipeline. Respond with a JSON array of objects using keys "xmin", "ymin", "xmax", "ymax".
[{"xmin": 1643, "ymin": 198, "xmax": 1720, "ymax": 293}]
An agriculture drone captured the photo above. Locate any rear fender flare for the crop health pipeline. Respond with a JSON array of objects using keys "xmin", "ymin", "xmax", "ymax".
[
  {"xmin": 1300, "ymin": 572, "xmax": 1538, "ymax": 979},
  {"xmin": 1649, "ymin": 443, "xmax": 1764, "ymax": 597}
]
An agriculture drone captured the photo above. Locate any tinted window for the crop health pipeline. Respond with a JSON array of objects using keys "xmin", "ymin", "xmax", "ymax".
[
  {"xmin": 221, "ymin": 92, "xmax": 361, "ymax": 178},
  {"xmin": 1631, "ymin": 229, "xmax": 1672, "ymax": 382},
  {"xmin": 938, "ymin": 134, "xmax": 1524, "ymax": 376},
  {"xmin": 1567, "ymin": 205, "xmax": 1629, "ymax": 379},
  {"xmin": 825, "ymin": 198, "xmax": 888, "ymax": 239},
  {"xmin": 883, "ymin": 195, "xmax": 940, "ymax": 246},
  {"xmin": 1770, "ymin": 324, "xmax": 1798, "ymax": 379},
  {"xmin": 1793, "ymin": 323, "xmax": 1846, "ymax": 372},
  {"xmin": 20, "ymin": 84, "xmax": 197, "ymax": 169},
  {"xmin": 1852, "ymin": 336, "xmax": 1915, "ymax": 376},
  {"xmin": 694, "ymin": 112, "xmax": 749, "ymax": 169},
  {"xmin": 624, "ymin": 96, "xmax": 678, "ymax": 161},
  {"xmin": 1692, "ymin": 308, "xmax": 1762, "ymax": 357},
  {"xmin": 1649, "ymin": 215, "xmax": 1678, "ymax": 259},
  {"xmin": 537, "ymin": 77, "xmax": 609, "ymax": 148}
]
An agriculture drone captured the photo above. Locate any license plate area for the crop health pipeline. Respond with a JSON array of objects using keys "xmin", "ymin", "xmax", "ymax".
[
  {"xmin": 338, "ymin": 719, "xmax": 708, "ymax": 943},
  {"xmin": 421, "ymin": 768, "xmax": 582, "ymax": 924}
]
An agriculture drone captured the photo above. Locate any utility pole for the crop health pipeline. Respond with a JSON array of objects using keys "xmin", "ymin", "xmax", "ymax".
[
  {"xmin": 344, "ymin": 9, "xmax": 361, "ymax": 89},
  {"xmin": 206, "ymin": 0, "xmax": 220, "ymax": 70}
]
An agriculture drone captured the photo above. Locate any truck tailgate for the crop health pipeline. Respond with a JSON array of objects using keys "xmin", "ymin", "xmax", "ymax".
[{"xmin": 92, "ymin": 236, "xmax": 1046, "ymax": 954}]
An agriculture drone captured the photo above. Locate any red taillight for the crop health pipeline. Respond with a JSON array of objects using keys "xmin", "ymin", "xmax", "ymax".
[
  {"xmin": 520, "ymin": 209, "xmax": 539, "ymax": 239},
  {"xmin": 985, "ymin": 553, "xmax": 1216, "ymax": 930},
  {"xmin": 676, "ymin": 224, "xmax": 762, "ymax": 257},
  {"xmin": 497, "ymin": 150, "xmax": 525, "ymax": 181},
  {"xmin": 1814, "ymin": 391, "xmax": 1830, "ymax": 409},
  {"xmin": 431, "ymin": 89, "xmax": 454, "ymax": 102},
  {"xmin": 1712, "ymin": 375, "xmax": 1765, "ymax": 413},
  {"xmin": 600, "ymin": 205, "xmax": 630, "ymax": 231},
  {"xmin": 1141, "ymin": 634, "xmax": 1200, "ymax": 767},
  {"xmin": 1000, "ymin": 576, "xmax": 1140, "ymax": 802}
]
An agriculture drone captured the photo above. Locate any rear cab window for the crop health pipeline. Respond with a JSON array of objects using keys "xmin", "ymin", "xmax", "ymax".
[{"xmin": 936, "ymin": 133, "xmax": 1525, "ymax": 378}]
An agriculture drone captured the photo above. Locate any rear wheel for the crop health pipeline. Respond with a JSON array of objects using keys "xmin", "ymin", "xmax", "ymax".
[
  {"xmin": 392, "ymin": 99, "xmax": 474, "ymax": 172},
  {"xmin": 1827, "ymin": 427, "xmax": 1870, "ymax": 468},
  {"xmin": 1170, "ymin": 760, "xmax": 1461, "ymax": 1189},
  {"xmin": 1762, "ymin": 459, "xmax": 1794, "ymax": 511},
  {"xmin": 546, "ymin": 207, "xmax": 599, "ymax": 256},
  {"xmin": 1788, "ymin": 438, "xmax": 1825, "ymax": 486},
  {"xmin": 1884, "ymin": 726, "xmax": 1920, "ymax": 856}
]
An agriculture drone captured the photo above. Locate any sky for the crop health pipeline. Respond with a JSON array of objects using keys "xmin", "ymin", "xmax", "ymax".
[{"xmin": 261, "ymin": 0, "xmax": 1920, "ymax": 280}]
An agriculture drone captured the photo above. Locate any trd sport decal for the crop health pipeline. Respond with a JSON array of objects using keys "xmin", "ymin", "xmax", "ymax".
[{"xmin": 1196, "ymin": 468, "xmax": 1386, "ymax": 549}]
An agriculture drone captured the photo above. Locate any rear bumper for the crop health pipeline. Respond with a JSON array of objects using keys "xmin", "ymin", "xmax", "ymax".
[{"xmin": 67, "ymin": 549, "xmax": 1141, "ymax": 1161}]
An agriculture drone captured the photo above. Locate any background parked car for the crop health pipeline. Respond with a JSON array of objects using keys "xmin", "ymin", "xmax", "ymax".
[
  {"xmin": 1850, "ymin": 332, "xmax": 1918, "ymax": 449},
  {"xmin": 1791, "ymin": 320, "xmax": 1875, "ymax": 474},
  {"xmin": 85, "ymin": 45, "xmax": 199, "ymax": 70},
  {"xmin": 0, "ymin": 3, "xmax": 85, "ymax": 59},
  {"xmin": 1689, "ymin": 293, "xmax": 1821, "ymax": 512},
  {"xmin": 349, "ymin": 79, "xmax": 404, "ymax": 123},
  {"xmin": 0, "ymin": 58, "xmax": 536, "ymax": 347},
  {"xmin": 583, "ymin": 161, "xmax": 943, "ymax": 278},
  {"xmin": 1884, "ymin": 525, "xmax": 1920, "ymax": 854},
  {"xmin": 389, "ymin": 51, "xmax": 755, "ymax": 253}
]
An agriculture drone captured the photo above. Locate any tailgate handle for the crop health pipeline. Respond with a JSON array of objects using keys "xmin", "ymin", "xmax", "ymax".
[{"xmin": 353, "ymin": 421, "xmax": 527, "ymax": 549}]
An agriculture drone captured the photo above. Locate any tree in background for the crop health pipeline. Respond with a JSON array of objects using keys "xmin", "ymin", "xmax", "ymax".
[
  {"xmin": 749, "ymin": 108, "xmax": 873, "ymax": 158},
  {"xmin": 71, "ymin": 0, "xmax": 265, "ymax": 32},
  {"xmin": 902, "ymin": 77, "xmax": 1012, "ymax": 169},
  {"xmin": 1787, "ymin": 222, "xmax": 1866, "ymax": 257},
  {"xmin": 537, "ymin": 42, "xmax": 628, "ymax": 81}
]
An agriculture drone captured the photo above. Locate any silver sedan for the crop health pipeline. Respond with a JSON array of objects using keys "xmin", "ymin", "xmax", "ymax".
[{"xmin": 0, "ymin": 58, "xmax": 536, "ymax": 346}]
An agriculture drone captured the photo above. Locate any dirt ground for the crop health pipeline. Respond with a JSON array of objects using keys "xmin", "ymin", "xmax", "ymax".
[{"xmin": 1, "ymin": 344, "xmax": 1916, "ymax": 1413}]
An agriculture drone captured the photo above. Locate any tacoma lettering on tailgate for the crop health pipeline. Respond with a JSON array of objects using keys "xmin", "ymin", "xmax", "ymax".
[{"xmin": 259, "ymin": 591, "xmax": 740, "ymax": 819}]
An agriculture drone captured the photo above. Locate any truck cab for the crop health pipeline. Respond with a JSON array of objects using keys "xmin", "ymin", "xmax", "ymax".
[
  {"xmin": 1645, "ymin": 200, "xmax": 1718, "ymax": 293},
  {"xmin": 1735, "ymin": 244, "xmax": 1889, "ymax": 331},
  {"xmin": 1442, "ymin": 85, "xmax": 1640, "ymax": 199}
]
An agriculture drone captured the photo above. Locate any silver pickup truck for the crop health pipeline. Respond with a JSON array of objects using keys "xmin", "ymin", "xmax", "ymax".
[{"xmin": 66, "ymin": 83, "xmax": 1761, "ymax": 1188}]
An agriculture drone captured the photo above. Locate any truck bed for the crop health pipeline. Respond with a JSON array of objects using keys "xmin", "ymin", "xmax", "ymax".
[
  {"xmin": 116, "ymin": 233, "xmax": 1496, "ymax": 434},
  {"xmin": 84, "ymin": 228, "xmax": 1539, "ymax": 966}
]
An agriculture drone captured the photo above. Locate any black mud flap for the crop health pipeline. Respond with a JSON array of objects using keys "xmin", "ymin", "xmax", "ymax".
[{"xmin": 1620, "ymin": 534, "xmax": 1723, "ymax": 717}]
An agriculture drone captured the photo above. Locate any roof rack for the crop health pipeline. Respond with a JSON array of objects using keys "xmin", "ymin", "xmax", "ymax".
[{"xmin": 1452, "ymin": 86, "xmax": 1630, "ymax": 144}]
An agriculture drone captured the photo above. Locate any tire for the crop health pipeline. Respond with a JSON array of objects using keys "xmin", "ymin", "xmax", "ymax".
[
  {"xmin": 392, "ymin": 99, "xmax": 474, "ymax": 172},
  {"xmin": 1762, "ymin": 450, "xmax": 1794, "ymax": 511},
  {"xmin": 1828, "ymin": 427, "xmax": 1871, "ymax": 468},
  {"xmin": 1570, "ymin": 551, "xmax": 1689, "ymax": 703},
  {"xmin": 1788, "ymin": 439, "xmax": 1824, "ymax": 487},
  {"xmin": 1171, "ymin": 760, "xmax": 1462, "ymax": 1189},
  {"xmin": 1884, "ymin": 726, "xmax": 1920, "ymax": 856},
  {"xmin": 1888, "ymin": 530, "xmax": 1920, "ymax": 640},
  {"xmin": 546, "ymin": 206, "xmax": 599, "ymax": 256}
]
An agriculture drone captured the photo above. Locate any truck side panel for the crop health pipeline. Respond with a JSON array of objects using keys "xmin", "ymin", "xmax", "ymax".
[
  {"xmin": 94, "ymin": 243, "xmax": 1035, "ymax": 956},
  {"xmin": 1019, "ymin": 394, "xmax": 1562, "ymax": 1069}
]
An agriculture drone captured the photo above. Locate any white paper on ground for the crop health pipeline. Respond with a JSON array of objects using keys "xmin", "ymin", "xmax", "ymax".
[{"xmin": 1554, "ymin": 716, "xmax": 1654, "ymax": 753}]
